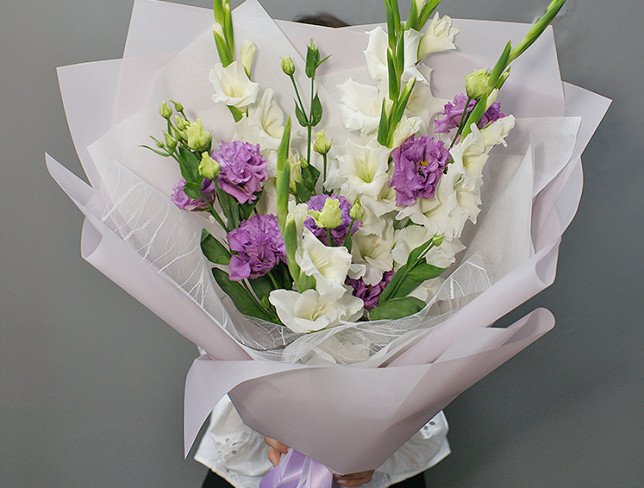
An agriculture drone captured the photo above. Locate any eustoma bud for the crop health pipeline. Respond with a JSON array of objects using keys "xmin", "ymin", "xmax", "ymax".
[
  {"xmin": 281, "ymin": 56, "xmax": 296, "ymax": 76},
  {"xmin": 465, "ymin": 69, "xmax": 493, "ymax": 99},
  {"xmin": 313, "ymin": 131, "xmax": 332, "ymax": 155},
  {"xmin": 199, "ymin": 152, "xmax": 220, "ymax": 179},
  {"xmin": 160, "ymin": 102, "xmax": 172, "ymax": 120}
]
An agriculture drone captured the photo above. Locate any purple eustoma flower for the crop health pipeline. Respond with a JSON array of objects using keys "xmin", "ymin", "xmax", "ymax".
[
  {"xmin": 434, "ymin": 93, "xmax": 505, "ymax": 134},
  {"xmin": 171, "ymin": 178, "xmax": 216, "ymax": 211},
  {"xmin": 212, "ymin": 140, "xmax": 268, "ymax": 204},
  {"xmin": 346, "ymin": 271, "xmax": 395, "ymax": 311},
  {"xmin": 304, "ymin": 194, "xmax": 362, "ymax": 246},
  {"xmin": 227, "ymin": 214, "xmax": 286, "ymax": 281},
  {"xmin": 390, "ymin": 135, "xmax": 450, "ymax": 206}
]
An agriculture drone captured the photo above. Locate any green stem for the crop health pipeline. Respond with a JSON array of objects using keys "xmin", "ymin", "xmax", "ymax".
[
  {"xmin": 322, "ymin": 153, "xmax": 328, "ymax": 190},
  {"xmin": 307, "ymin": 76, "xmax": 315, "ymax": 165},
  {"xmin": 450, "ymin": 96, "xmax": 474, "ymax": 150},
  {"xmin": 289, "ymin": 75, "xmax": 306, "ymax": 115},
  {"xmin": 267, "ymin": 271, "xmax": 281, "ymax": 290},
  {"xmin": 202, "ymin": 194, "xmax": 228, "ymax": 231},
  {"xmin": 326, "ymin": 229, "xmax": 333, "ymax": 246}
]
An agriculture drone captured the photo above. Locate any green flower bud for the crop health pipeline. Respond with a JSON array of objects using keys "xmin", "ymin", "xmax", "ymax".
[
  {"xmin": 432, "ymin": 234, "xmax": 444, "ymax": 248},
  {"xmin": 198, "ymin": 152, "xmax": 220, "ymax": 180},
  {"xmin": 240, "ymin": 40, "xmax": 257, "ymax": 77},
  {"xmin": 175, "ymin": 116, "xmax": 189, "ymax": 130},
  {"xmin": 313, "ymin": 131, "xmax": 332, "ymax": 155},
  {"xmin": 288, "ymin": 153, "xmax": 303, "ymax": 191},
  {"xmin": 172, "ymin": 100, "xmax": 184, "ymax": 113},
  {"xmin": 184, "ymin": 118, "xmax": 212, "ymax": 152},
  {"xmin": 281, "ymin": 56, "xmax": 295, "ymax": 76},
  {"xmin": 164, "ymin": 131, "xmax": 178, "ymax": 151},
  {"xmin": 349, "ymin": 198, "xmax": 364, "ymax": 220},
  {"xmin": 160, "ymin": 102, "xmax": 172, "ymax": 120},
  {"xmin": 308, "ymin": 198, "xmax": 342, "ymax": 230},
  {"xmin": 465, "ymin": 69, "xmax": 493, "ymax": 100}
]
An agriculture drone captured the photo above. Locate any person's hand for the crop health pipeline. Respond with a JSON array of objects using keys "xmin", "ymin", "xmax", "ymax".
[
  {"xmin": 264, "ymin": 436, "xmax": 288, "ymax": 467},
  {"xmin": 263, "ymin": 437, "xmax": 374, "ymax": 487},
  {"xmin": 334, "ymin": 470, "xmax": 375, "ymax": 487}
]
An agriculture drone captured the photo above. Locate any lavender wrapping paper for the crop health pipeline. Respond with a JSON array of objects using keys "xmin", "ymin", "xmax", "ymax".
[{"xmin": 47, "ymin": 0, "xmax": 611, "ymax": 476}]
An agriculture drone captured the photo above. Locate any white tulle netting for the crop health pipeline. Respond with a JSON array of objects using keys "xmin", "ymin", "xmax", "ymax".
[{"xmin": 97, "ymin": 157, "xmax": 495, "ymax": 364}]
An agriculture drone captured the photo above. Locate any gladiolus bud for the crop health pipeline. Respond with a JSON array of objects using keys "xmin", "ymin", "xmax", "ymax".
[
  {"xmin": 349, "ymin": 198, "xmax": 364, "ymax": 221},
  {"xmin": 240, "ymin": 40, "xmax": 257, "ymax": 77}
]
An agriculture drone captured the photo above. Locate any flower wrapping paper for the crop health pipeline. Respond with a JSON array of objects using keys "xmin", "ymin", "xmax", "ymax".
[{"xmin": 47, "ymin": 0, "xmax": 610, "ymax": 475}]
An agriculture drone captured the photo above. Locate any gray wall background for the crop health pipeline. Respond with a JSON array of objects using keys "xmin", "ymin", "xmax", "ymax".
[{"xmin": 1, "ymin": 0, "xmax": 642, "ymax": 486}]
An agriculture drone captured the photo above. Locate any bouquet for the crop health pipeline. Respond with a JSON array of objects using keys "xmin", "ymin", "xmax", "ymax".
[{"xmin": 48, "ymin": 0, "xmax": 610, "ymax": 482}]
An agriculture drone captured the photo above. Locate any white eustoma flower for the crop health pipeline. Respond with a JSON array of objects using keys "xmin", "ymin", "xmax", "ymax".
[
  {"xmin": 337, "ymin": 78, "xmax": 384, "ymax": 135},
  {"xmin": 338, "ymin": 138, "xmax": 391, "ymax": 200},
  {"xmin": 419, "ymin": 13, "xmax": 459, "ymax": 59},
  {"xmin": 234, "ymin": 89, "xmax": 286, "ymax": 175},
  {"xmin": 392, "ymin": 225, "xmax": 465, "ymax": 269},
  {"xmin": 451, "ymin": 115, "xmax": 516, "ymax": 191},
  {"xmin": 364, "ymin": 27, "xmax": 426, "ymax": 89},
  {"xmin": 269, "ymin": 289, "xmax": 364, "ymax": 333},
  {"xmin": 351, "ymin": 227, "xmax": 394, "ymax": 285},
  {"xmin": 209, "ymin": 60, "xmax": 260, "ymax": 109},
  {"xmin": 296, "ymin": 229, "xmax": 353, "ymax": 299}
]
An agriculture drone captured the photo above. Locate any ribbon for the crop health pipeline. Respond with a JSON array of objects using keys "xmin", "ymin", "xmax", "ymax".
[{"xmin": 260, "ymin": 449, "xmax": 334, "ymax": 488}]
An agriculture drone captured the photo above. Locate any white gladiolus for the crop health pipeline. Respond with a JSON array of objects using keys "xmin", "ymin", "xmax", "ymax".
[
  {"xmin": 451, "ymin": 116, "xmax": 516, "ymax": 191},
  {"xmin": 338, "ymin": 79, "xmax": 384, "ymax": 135},
  {"xmin": 296, "ymin": 229, "xmax": 354, "ymax": 299},
  {"xmin": 350, "ymin": 227, "xmax": 394, "ymax": 285},
  {"xmin": 396, "ymin": 158, "xmax": 476, "ymax": 240},
  {"xmin": 364, "ymin": 27, "xmax": 427, "ymax": 89},
  {"xmin": 391, "ymin": 115, "xmax": 424, "ymax": 148},
  {"xmin": 408, "ymin": 277, "xmax": 445, "ymax": 302},
  {"xmin": 338, "ymin": 139, "xmax": 391, "ymax": 200},
  {"xmin": 392, "ymin": 225, "xmax": 465, "ymax": 269},
  {"xmin": 269, "ymin": 289, "xmax": 364, "ymax": 333},
  {"xmin": 235, "ymin": 89, "xmax": 285, "ymax": 174},
  {"xmin": 419, "ymin": 14, "xmax": 459, "ymax": 59},
  {"xmin": 405, "ymin": 64, "xmax": 446, "ymax": 122},
  {"xmin": 209, "ymin": 60, "xmax": 260, "ymax": 108},
  {"xmin": 364, "ymin": 26, "xmax": 390, "ymax": 85}
]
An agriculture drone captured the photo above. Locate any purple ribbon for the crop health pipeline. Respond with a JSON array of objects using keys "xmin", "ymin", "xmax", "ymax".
[{"xmin": 260, "ymin": 450, "xmax": 334, "ymax": 488}]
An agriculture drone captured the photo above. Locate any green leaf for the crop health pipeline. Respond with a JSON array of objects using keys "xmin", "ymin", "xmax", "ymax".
[
  {"xmin": 295, "ymin": 104, "xmax": 309, "ymax": 127},
  {"xmin": 183, "ymin": 182, "xmax": 203, "ymax": 200},
  {"xmin": 369, "ymin": 297, "xmax": 426, "ymax": 321},
  {"xmin": 377, "ymin": 99, "xmax": 390, "ymax": 146},
  {"xmin": 228, "ymin": 105, "xmax": 244, "ymax": 122},
  {"xmin": 310, "ymin": 93, "xmax": 323, "ymax": 127},
  {"xmin": 276, "ymin": 119, "xmax": 292, "ymax": 230},
  {"xmin": 302, "ymin": 163, "xmax": 320, "ymax": 190},
  {"xmin": 248, "ymin": 274, "xmax": 275, "ymax": 301},
  {"xmin": 140, "ymin": 145, "xmax": 170, "ymax": 157},
  {"xmin": 200, "ymin": 229, "xmax": 230, "ymax": 265},
  {"xmin": 408, "ymin": 263, "xmax": 445, "ymax": 281},
  {"xmin": 211, "ymin": 268, "xmax": 276, "ymax": 322},
  {"xmin": 215, "ymin": 185, "xmax": 239, "ymax": 230},
  {"xmin": 407, "ymin": 236, "xmax": 436, "ymax": 267},
  {"xmin": 177, "ymin": 146, "xmax": 202, "ymax": 184}
]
